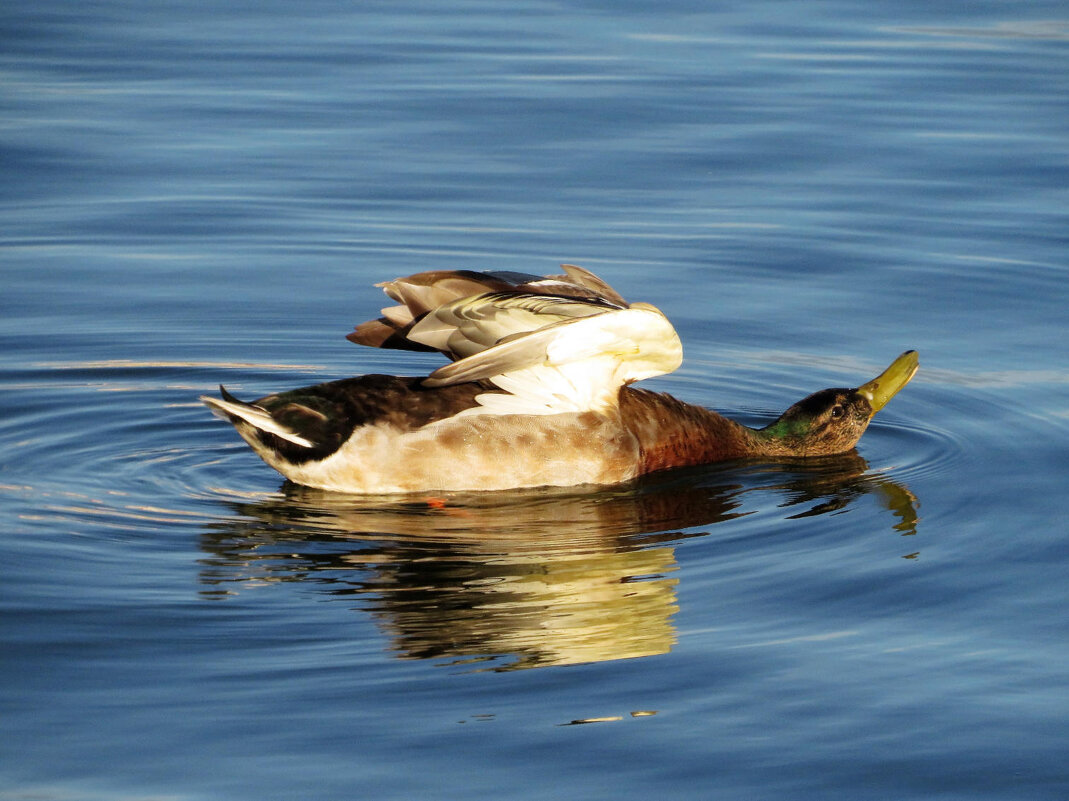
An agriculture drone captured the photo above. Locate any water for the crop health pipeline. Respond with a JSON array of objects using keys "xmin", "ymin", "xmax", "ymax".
[{"xmin": 3, "ymin": 1, "xmax": 1068, "ymax": 799}]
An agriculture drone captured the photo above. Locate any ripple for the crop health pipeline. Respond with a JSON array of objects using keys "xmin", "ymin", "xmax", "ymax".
[
  {"xmin": 865, "ymin": 413, "xmax": 966, "ymax": 483},
  {"xmin": 0, "ymin": 362, "xmax": 288, "ymax": 536}
]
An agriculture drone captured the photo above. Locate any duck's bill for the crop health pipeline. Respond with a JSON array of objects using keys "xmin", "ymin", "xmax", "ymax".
[{"xmin": 856, "ymin": 350, "xmax": 919, "ymax": 414}]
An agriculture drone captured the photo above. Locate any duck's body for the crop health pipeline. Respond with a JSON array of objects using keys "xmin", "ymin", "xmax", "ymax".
[
  {"xmin": 210, "ymin": 375, "xmax": 755, "ymax": 494},
  {"xmin": 203, "ymin": 265, "xmax": 917, "ymax": 494}
]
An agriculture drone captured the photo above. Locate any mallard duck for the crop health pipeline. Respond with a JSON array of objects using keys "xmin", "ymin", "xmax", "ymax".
[{"xmin": 202, "ymin": 265, "xmax": 917, "ymax": 493}]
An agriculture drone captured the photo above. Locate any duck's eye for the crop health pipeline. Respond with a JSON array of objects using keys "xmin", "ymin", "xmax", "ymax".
[{"xmin": 830, "ymin": 405, "xmax": 845, "ymax": 419}]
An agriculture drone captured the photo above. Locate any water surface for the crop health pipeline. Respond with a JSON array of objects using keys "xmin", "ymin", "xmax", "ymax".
[{"xmin": 3, "ymin": 2, "xmax": 1068, "ymax": 799}]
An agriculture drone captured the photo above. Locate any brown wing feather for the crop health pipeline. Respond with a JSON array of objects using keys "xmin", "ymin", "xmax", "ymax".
[{"xmin": 346, "ymin": 265, "xmax": 629, "ymax": 354}]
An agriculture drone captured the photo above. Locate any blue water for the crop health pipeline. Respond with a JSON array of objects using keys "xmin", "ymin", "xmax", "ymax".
[{"xmin": 3, "ymin": 2, "xmax": 1068, "ymax": 799}]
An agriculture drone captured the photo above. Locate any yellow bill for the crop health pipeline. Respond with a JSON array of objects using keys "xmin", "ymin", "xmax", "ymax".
[{"xmin": 857, "ymin": 350, "xmax": 919, "ymax": 414}]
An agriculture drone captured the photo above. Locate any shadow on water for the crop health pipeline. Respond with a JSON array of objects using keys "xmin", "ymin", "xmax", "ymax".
[{"xmin": 198, "ymin": 455, "xmax": 918, "ymax": 671}]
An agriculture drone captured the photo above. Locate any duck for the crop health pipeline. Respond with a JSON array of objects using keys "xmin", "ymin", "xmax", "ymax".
[{"xmin": 202, "ymin": 264, "xmax": 918, "ymax": 494}]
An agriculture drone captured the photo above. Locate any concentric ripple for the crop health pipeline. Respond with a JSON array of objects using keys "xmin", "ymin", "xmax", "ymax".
[
  {"xmin": 0, "ymin": 361, "xmax": 296, "ymax": 539},
  {"xmin": 14, "ymin": 344, "xmax": 1056, "ymax": 557}
]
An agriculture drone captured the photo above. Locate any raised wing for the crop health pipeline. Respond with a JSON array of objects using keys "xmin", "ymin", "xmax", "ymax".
[{"xmin": 348, "ymin": 265, "xmax": 682, "ymax": 414}]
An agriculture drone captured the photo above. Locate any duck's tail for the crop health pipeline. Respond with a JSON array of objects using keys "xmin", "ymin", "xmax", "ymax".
[{"xmin": 200, "ymin": 386, "xmax": 315, "ymax": 448}]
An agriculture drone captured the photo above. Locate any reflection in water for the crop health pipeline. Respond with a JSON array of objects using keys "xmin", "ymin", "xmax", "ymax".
[{"xmin": 199, "ymin": 456, "xmax": 918, "ymax": 670}]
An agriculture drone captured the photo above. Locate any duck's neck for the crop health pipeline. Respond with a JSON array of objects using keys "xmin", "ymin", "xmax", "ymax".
[{"xmin": 618, "ymin": 387, "xmax": 794, "ymax": 475}]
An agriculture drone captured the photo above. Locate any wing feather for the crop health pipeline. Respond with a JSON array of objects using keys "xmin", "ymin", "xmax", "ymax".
[
  {"xmin": 408, "ymin": 292, "xmax": 613, "ymax": 358},
  {"xmin": 347, "ymin": 265, "xmax": 626, "ymax": 353}
]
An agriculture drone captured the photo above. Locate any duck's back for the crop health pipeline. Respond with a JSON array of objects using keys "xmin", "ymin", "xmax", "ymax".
[{"xmin": 239, "ymin": 375, "xmax": 485, "ymax": 463}]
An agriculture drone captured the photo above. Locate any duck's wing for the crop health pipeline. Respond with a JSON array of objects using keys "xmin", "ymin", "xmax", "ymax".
[
  {"xmin": 347, "ymin": 264, "xmax": 627, "ymax": 354},
  {"xmin": 348, "ymin": 264, "xmax": 682, "ymax": 415},
  {"xmin": 416, "ymin": 294, "xmax": 683, "ymax": 415}
]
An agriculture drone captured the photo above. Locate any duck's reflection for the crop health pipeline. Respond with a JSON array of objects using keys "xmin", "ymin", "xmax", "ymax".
[{"xmin": 199, "ymin": 455, "xmax": 918, "ymax": 670}]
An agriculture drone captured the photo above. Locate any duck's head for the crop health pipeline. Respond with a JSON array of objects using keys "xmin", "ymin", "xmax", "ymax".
[{"xmin": 756, "ymin": 351, "xmax": 918, "ymax": 457}]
